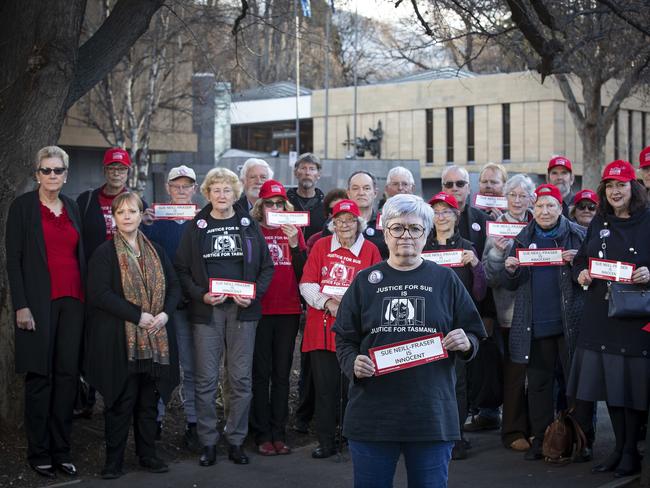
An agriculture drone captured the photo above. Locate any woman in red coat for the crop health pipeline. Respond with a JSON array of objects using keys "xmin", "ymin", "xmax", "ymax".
[{"xmin": 299, "ymin": 199, "xmax": 381, "ymax": 458}]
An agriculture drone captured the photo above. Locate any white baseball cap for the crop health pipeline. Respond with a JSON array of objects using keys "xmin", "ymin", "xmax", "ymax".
[{"xmin": 168, "ymin": 165, "xmax": 196, "ymax": 182}]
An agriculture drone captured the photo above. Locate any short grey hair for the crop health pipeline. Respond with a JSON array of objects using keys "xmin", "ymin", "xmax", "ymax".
[
  {"xmin": 386, "ymin": 166, "xmax": 415, "ymax": 185},
  {"xmin": 35, "ymin": 145, "xmax": 69, "ymax": 170},
  {"xmin": 240, "ymin": 158, "xmax": 274, "ymax": 180},
  {"xmin": 504, "ymin": 173, "xmax": 535, "ymax": 197},
  {"xmin": 381, "ymin": 194, "xmax": 434, "ymax": 237},
  {"xmin": 441, "ymin": 165, "xmax": 469, "ymax": 183},
  {"xmin": 327, "ymin": 215, "xmax": 368, "ymax": 234}
]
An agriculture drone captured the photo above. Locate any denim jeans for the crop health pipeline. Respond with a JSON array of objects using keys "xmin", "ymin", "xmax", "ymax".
[
  {"xmin": 156, "ymin": 308, "xmax": 196, "ymax": 424},
  {"xmin": 348, "ymin": 439, "xmax": 453, "ymax": 488}
]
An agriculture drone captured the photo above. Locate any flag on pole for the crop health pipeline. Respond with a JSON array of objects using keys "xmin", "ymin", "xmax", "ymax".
[
  {"xmin": 330, "ymin": 0, "xmax": 335, "ymax": 12},
  {"xmin": 301, "ymin": 0, "xmax": 312, "ymax": 17}
]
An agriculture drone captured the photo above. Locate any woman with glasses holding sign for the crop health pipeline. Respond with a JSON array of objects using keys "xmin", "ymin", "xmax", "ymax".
[
  {"xmin": 500, "ymin": 184, "xmax": 588, "ymax": 462},
  {"xmin": 249, "ymin": 180, "xmax": 307, "ymax": 456},
  {"xmin": 569, "ymin": 160, "xmax": 650, "ymax": 478},
  {"xmin": 332, "ymin": 194, "xmax": 485, "ymax": 487},
  {"xmin": 424, "ymin": 191, "xmax": 487, "ymax": 461},
  {"xmin": 482, "ymin": 173, "xmax": 534, "ymax": 452},
  {"xmin": 175, "ymin": 167, "xmax": 274, "ymax": 467},
  {"xmin": 299, "ymin": 199, "xmax": 381, "ymax": 459},
  {"xmin": 6, "ymin": 146, "xmax": 85, "ymax": 478}
]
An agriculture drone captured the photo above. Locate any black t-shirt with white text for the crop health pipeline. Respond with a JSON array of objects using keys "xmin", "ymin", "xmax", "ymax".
[{"xmin": 202, "ymin": 215, "xmax": 244, "ymax": 282}]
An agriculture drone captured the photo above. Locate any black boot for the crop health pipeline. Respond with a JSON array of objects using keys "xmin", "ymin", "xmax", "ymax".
[{"xmin": 199, "ymin": 445, "xmax": 217, "ymax": 467}]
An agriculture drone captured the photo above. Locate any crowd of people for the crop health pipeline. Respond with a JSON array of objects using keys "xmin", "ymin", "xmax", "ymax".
[{"xmin": 6, "ymin": 144, "xmax": 650, "ymax": 486}]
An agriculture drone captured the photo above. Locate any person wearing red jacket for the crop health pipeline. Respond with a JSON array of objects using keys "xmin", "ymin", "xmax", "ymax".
[{"xmin": 299, "ymin": 200, "xmax": 382, "ymax": 459}]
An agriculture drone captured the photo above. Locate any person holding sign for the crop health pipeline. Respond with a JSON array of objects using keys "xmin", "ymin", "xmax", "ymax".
[
  {"xmin": 424, "ymin": 192, "xmax": 486, "ymax": 460},
  {"xmin": 249, "ymin": 180, "xmax": 307, "ymax": 456},
  {"xmin": 569, "ymin": 189, "xmax": 599, "ymax": 228},
  {"xmin": 175, "ymin": 167, "xmax": 274, "ymax": 467},
  {"xmin": 141, "ymin": 165, "xmax": 199, "ymax": 449},
  {"xmin": 299, "ymin": 200, "xmax": 381, "ymax": 459},
  {"xmin": 569, "ymin": 160, "xmax": 650, "ymax": 477},
  {"xmin": 6, "ymin": 146, "xmax": 85, "ymax": 478},
  {"xmin": 477, "ymin": 162, "xmax": 508, "ymax": 220},
  {"xmin": 482, "ymin": 173, "xmax": 534, "ymax": 452},
  {"xmin": 500, "ymin": 183, "xmax": 587, "ymax": 461},
  {"xmin": 85, "ymin": 193, "xmax": 181, "ymax": 479},
  {"xmin": 332, "ymin": 194, "xmax": 486, "ymax": 488},
  {"xmin": 639, "ymin": 146, "xmax": 650, "ymax": 192}
]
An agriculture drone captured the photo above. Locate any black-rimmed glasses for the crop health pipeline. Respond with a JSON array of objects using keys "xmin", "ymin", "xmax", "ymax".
[{"xmin": 386, "ymin": 223, "xmax": 426, "ymax": 239}]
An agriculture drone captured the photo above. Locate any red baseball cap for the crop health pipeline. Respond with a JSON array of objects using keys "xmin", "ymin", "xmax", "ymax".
[
  {"xmin": 332, "ymin": 199, "xmax": 361, "ymax": 218},
  {"xmin": 601, "ymin": 160, "xmax": 636, "ymax": 182},
  {"xmin": 428, "ymin": 192, "xmax": 459, "ymax": 210},
  {"xmin": 534, "ymin": 184, "xmax": 563, "ymax": 205},
  {"xmin": 103, "ymin": 148, "xmax": 131, "ymax": 167},
  {"xmin": 639, "ymin": 146, "xmax": 650, "ymax": 169},
  {"xmin": 548, "ymin": 156, "xmax": 572, "ymax": 173},
  {"xmin": 573, "ymin": 189, "xmax": 599, "ymax": 205},
  {"xmin": 259, "ymin": 179, "xmax": 287, "ymax": 200}
]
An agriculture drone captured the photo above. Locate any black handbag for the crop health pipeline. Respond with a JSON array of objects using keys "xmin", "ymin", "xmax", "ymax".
[{"xmin": 607, "ymin": 282, "xmax": 650, "ymax": 318}]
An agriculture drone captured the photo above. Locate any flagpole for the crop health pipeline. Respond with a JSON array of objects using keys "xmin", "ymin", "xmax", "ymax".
[
  {"xmin": 295, "ymin": 0, "xmax": 301, "ymax": 157},
  {"xmin": 324, "ymin": 5, "xmax": 330, "ymax": 159},
  {"xmin": 352, "ymin": 2, "xmax": 358, "ymax": 159}
]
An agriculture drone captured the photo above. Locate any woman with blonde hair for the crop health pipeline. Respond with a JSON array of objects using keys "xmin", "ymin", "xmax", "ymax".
[{"xmin": 175, "ymin": 167, "xmax": 274, "ymax": 466}]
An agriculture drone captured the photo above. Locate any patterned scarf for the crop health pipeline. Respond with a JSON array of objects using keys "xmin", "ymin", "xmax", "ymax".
[{"xmin": 114, "ymin": 230, "xmax": 170, "ymax": 375}]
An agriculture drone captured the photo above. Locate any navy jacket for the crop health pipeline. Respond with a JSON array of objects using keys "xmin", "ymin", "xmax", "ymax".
[{"xmin": 500, "ymin": 216, "xmax": 586, "ymax": 364}]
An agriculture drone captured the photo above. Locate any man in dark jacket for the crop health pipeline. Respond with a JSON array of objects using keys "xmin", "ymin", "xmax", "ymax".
[
  {"xmin": 235, "ymin": 158, "xmax": 273, "ymax": 214},
  {"xmin": 286, "ymin": 153, "xmax": 325, "ymax": 240},
  {"xmin": 76, "ymin": 148, "xmax": 151, "ymax": 263},
  {"xmin": 546, "ymin": 156, "xmax": 575, "ymax": 217}
]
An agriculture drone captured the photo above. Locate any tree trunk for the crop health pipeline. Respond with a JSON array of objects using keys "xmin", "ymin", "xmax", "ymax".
[
  {"xmin": 580, "ymin": 124, "xmax": 606, "ymax": 190},
  {"xmin": 0, "ymin": 0, "xmax": 164, "ymax": 431}
]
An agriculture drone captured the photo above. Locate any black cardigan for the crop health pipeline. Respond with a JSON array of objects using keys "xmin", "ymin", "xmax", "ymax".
[
  {"xmin": 6, "ymin": 190, "xmax": 85, "ymax": 375},
  {"xmin": 84, "ymin": 238, "xmax": 180, "ymax": 408},
  {"xmin": 175, "ymin": 203, "xmax": 275, "ymax": 323}
]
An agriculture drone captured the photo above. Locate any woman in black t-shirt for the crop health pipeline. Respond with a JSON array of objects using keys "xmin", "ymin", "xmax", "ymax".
[{"xmin": 175, "ymin": 167, "xmax": 274, "ymax": 468}]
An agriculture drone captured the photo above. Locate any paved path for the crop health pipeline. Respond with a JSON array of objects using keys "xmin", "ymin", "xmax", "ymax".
[{"xmin": 57, "ymin": 403, "xmax": 638, "ymax": 488}]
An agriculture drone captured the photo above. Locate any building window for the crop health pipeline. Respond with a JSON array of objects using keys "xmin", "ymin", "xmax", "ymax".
[
  {"xmin": 628, "ymin": 110, "xmax": 633, "ymax": 160},
  {"xmin": 467, "ymin": 106, "xmax": 475, "ymax": 163},
  {"xmin": 641, "ymin": 112, "xmax": 648, "ymax": 149},
  {"xmin": 502, "ymin": 103, "xmax": 511, "ymax": 161},
  {"xmin": 614, "ymin": 113, "xmax": 620, "ymax": 160},
  {"xmin": 426, "ymin": 109, "xmax": 433, "ymax": 165},
  {"xmin": 446, "ymin": 107, "xmax": 454, "ymax": 163}
]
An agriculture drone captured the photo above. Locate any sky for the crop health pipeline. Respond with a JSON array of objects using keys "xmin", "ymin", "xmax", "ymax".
[{"xmin": 335, "ymin": 0, "xmax": 413, "ymax": 21}]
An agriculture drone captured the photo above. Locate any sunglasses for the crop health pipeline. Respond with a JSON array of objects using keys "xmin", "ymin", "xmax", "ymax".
[
  {"xmin": 576, "ymin": 202, "xmax": 596, "ymax": 211},
  {"xmin": 443, "ymin": 180, "xmax": 468, "ymax": 189},
  {"xmin": 38, "ymin": 167, "xmax": 66, "ymax": 175},
  {"xmin": 263, "ymin": 200, "xmax": 285, "ymax": 209}
]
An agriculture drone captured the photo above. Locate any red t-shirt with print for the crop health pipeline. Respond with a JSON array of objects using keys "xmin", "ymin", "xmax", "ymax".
[{"xmin": 261, "ymin": 226, "xmax": 306, "ymax": 315}]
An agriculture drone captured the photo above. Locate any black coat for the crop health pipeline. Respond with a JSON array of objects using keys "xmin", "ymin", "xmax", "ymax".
[
  {"xmin": 6, "ymin": 191, "xmax": 85, "ymax": 375},
  {"xmin": 174, "ymin": 203, "xmax": 275, "ymax": 324},
  {"xmin": 84, "ymin": 239, "xmax": 180, "ymax": 409},
  {"xmin": 500, "ymin": 216, "xmax": 586, "ymax": 364},
  {"xmin": 460, "ymin": 205, "xmax": 493, "ymax": 258},
  {"xmin": 572, "ymin": 209, "xmax": 650, "ymax": 357}
]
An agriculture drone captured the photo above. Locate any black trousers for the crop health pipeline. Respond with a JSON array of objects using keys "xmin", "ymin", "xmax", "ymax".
[
  {"xmin": 310, "ymin": 350, "xmax": 348, "ymax": 447},
  {"xmin": 250, "ymin": 314, "xmax": 300, "ymax": 444},
  {"xmin": 25, "ymin": 297, "xmax": 84, "ymax": 466},
  {"xmin": 500, "ymin": 327, "xmax": 529, "ymax": 446},
  {"xmin": 104, "ymin": 373, "xmax": 158, "ymax": 467},
  {"xmin": 455, "ymin": 359, "xmax": 468, "ymax": 440},
  {"xmin": 528, "ymin": 335, "xmax": 569, "ymax": 439}
]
